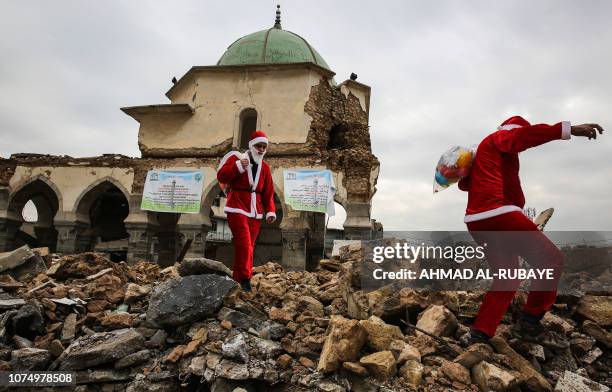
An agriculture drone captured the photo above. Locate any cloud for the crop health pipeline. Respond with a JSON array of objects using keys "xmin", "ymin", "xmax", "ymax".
[{"xmin": 1, "ymin": 0, "xmax": 611, "ymax": 230}]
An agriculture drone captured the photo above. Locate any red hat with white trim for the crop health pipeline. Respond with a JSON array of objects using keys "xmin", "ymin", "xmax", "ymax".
[
  {"xmin": 498, "ymin": 116, "xmax": 531, "ymax": 131},
  {"xmin": 249, "ymin": 130, "xmax": 269, "ymax": 147}
]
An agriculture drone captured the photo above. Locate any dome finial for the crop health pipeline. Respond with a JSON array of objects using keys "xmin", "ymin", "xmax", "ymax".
[{"xmin": 274, "ymin": 4, "xmax": 282, "ymax": 29}]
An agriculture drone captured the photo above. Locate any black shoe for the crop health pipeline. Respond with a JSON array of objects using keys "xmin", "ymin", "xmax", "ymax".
[
  {"xmin": 510, "ymin": 316, "xmax": 569, "ymax": 349},
  {"xmin": 460, "ymin": 328, "xmax": 491, "ymax": 346},
  {"xmin": 240, "ymin": 280, "xmax": 252, "ymax": 292}
]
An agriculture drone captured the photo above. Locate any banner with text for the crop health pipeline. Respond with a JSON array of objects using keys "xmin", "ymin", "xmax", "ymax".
[
  {"xmin": 283, "ymin": 170, "xmax": 336, "ymax": 215},
  {"xmin": 141, "ymin": 170, "xmax": 204, "ymax": 214}
]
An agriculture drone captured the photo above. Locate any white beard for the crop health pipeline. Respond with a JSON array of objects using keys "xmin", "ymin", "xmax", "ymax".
[{"xmin": 249, "ymin": 146, "xmax": 265, "ymax": 165}]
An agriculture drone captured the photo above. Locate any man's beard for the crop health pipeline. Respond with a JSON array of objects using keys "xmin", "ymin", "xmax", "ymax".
[{"xmin": 249, "ymin": 146, "xmax": 265, "ymax": 164}]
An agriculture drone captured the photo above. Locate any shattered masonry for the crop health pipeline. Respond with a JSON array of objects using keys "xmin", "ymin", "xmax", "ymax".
[{"xmin": 0, "ymin": 242, "xmax": 609, "ymax": 390}]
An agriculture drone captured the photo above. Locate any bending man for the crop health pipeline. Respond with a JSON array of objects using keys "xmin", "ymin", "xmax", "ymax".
[{"xmin": 459, "ymin": 116, "xmax": 603, "ymax": 346}]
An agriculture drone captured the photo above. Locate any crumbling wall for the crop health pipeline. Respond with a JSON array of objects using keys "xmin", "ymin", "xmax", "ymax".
[{"xmin": 304, "ymin": 79, "xmax": 379, "ymax": 202}]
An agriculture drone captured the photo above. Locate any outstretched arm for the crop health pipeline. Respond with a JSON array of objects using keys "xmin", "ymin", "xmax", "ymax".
[
  {"xmin": 492, "ymin": 122, "xmax": 604, "ymax": 153},
  {"xmin": 491, "ymin": 122, "xmax": 570, "ymax": 153}
]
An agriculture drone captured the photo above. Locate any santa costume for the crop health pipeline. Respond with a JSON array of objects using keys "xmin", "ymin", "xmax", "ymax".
[
  {"xmin": 217, "ymin": 130, "xmax": 276, "ymax": 285},
  {"xmin": 459, "ymin": 116, "xmax": 570, "ymax": 338}
]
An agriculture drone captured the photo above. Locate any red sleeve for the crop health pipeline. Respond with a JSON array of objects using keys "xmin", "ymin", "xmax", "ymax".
[
  {"xmin": 217, "ymin": 155, "xmax": 244, "ymax": 183},
  {"xmin": 263, "ymin": 167, "xmax": 276, "ymax": 216},
  {"xmin": 491, "ymin": 122, "xmax": 571, "ymax": 153}
]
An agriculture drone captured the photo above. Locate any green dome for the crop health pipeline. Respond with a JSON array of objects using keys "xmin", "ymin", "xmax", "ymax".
[{"xmin": 217, "ymin": 27, "xmax": 331, "ymax": 71}]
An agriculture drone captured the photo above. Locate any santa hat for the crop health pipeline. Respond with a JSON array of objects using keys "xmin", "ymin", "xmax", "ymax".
[
  {"xmin": 248, "ymin": 130, "xmax": 269, "ymax": 147},
  {"xmin": 497, "ymin": 116, "xmax": 531, "ymax": 131}
]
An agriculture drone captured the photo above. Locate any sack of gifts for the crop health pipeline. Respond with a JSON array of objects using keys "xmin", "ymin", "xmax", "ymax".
[{"xmin": 433, "ymin": 145, "xmax": 476, "ymax": 193}]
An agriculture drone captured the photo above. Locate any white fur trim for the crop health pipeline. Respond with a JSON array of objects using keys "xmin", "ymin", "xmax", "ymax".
[
  {"xmin": 253, "ymin": 159, "xmax": 263, "ymax": 190},
  {"xmin": 249, "ymin": 136, "xmax": 269, "ymax": 147},
  {"xmin": 561, "ymin": 121, "xmax": 571, "ymax": 140},
  {"xmin": 464, "ymin": 205, "xmax": 523, "ymax": 223},
  {"xmin": 497, "ymin": 124, "xmax": 524, "ymax": 131},
  {"xmin": 246, "ymin": 163, "xmax": 254, "ymax": 187},
  {"xmin": 266, "ymin": 212, "xmax": 276, "ymax": 220},
  {"xmin": 218, "ymin": 151, "xmax": 245, "ymax": 171},
  {"xmin": 224, "ymin": 206, "xmax": 263, "ymax": 219},
  {"xmin": 235, "ymin": 159, "xmax": 245, "ymax": 173}
]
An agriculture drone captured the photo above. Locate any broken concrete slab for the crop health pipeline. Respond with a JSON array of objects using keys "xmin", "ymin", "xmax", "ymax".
[
  {"xmin": 453, "ymin": 343, "xmax": 493, "ymax": 369},
  {"xmin": 472, "ymin": 361, "xmax": 516, "ymax": 392},
  {"xmin": 415, "ymin": 304, "xmax": 458, "ymax": 337},
  {"xmin": 439, "ymin": 361, "xmax": 471, "ymax": 386},
  {"xmin": 359, "ymin": 351, "xmax": 397, "ymax": 380},
  {"xmin": 85, "ymin": 267, "xmax": 114, "ymax": 281},
  {"xmin": 61, "ymin": 313, "xmax": 77, "ymax": 343},
  {"xmin": 11, "ymin": 301, "xmax": 45, "ymax": 339},
  {"xmin": 0, "ymin": 245, "xmax": 47, "ymax": 281},
  {"xmin": 178, "ymin": 257, "xmax": 232, "ymax": 277},
  {"xmin": 115, "ymin": 349, "xmax": 151, "ymax": 369},
  {"xmin": 398, "ymin": 359, "xmax": 423, "ymax": 386},
  {"xmin": 554, "ymin": 370, "xmax": 610, "ymax": 392},
  {"xmin": 575, "ymin": 296, "xmax": 612, "ymax": 327},
  {"xmin": 146, "ymin": 274, "xmax": 237, "ymax": 327},
  {"xmin": 489, "ymin": 336, "xmax": 552, "ymax": 392},
  {"xmin": 317, "ymin": 315, "xmax": 367, "ymax": 374},
  {"xmin": 542, "ymin": 312, "xmax": 574, "ymax": 334},
  {"xmin": 124, "ymin": 283, "xmax": 151, "ymax": 304},
  {"xmin": 582, "ymin": 320, "xmax": 612, "ymax": 349},
  {"xmin": 0, "ymin": 298, "xmax": 26, "ymax": 309},
  {"xmin": 59, "ymin": 328, "xmax": 145, "ymax": 370},
  {"xmin": 75, "ymin": 368, "xmax": 135, "ymax": 384},
  {"xmin": 10, "ymin": 347, "xmax": 51, "ymax": 370},
  {"xmin": 0, "ymin": 245, "xmax": 35, "ymax": 272},
  {"xmin": 359, "ymin": 315, "xmax": 404, "ymax": 351},
  {"xmin": 221, "ymin": 333, "xmax": 249, "ymax": 363},
  {"xmin": 217, "ymin": 307, "xmax": 286, "ymax": 340},
  {"xmin": 343, "ymin": 361, "xmax": 368, "ymax": 376}
]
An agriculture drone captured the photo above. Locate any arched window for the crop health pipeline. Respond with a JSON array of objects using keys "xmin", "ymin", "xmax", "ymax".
[{"xmin": 238, "ymin": 108, "xmax": 258, "ymax": 150}]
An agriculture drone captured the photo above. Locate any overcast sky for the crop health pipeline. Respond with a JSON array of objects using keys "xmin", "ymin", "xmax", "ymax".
[{"xmin": 1, "ymin": 1, "xmax": 611, "ymax": 232}]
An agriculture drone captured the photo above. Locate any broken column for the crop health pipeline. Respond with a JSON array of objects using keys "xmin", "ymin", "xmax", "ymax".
[
  {"xmin": 0, "ymin": 187, "xmax": 19, "ymax": 251},
  {"xmin": 124, "ymin": 197, "xmax": 156, "ymax": 264},
  {"xmin": 0, "ymin": 216, "xmax": 20, "ymax": 252},
  {"xmin": 343, "ymin": 201, "xmax": 373, "ymax": 240},
  {"xmin": 54, "ymin": 220, "xmax": 88, "ymax": 254},
  {"xmin": 280, "ymin": 212, "xmax": 309, "ymax": 271}
]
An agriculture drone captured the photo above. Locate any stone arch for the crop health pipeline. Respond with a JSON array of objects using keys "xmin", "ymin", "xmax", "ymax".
[
  {"xmin": 272, "ymin": 182, "xmax": 288, "ymax": 220},
  {"xmin": 72, "ymin": 176, "xmax": 130, "ymax": 218},
  {"xmin": 8, "ymin": 175, "xmax": 63, "ymax": 216},
  {"xmin": 200, "ymin": 179, "xmax": 223, "ymax": 226},
  {"xmin": 6, "ymin": 175, "xmax": 62, "ymax": 250},
  {"xmin": 73, "ymin": 177, "xmax": 130, "ymax": 255}
]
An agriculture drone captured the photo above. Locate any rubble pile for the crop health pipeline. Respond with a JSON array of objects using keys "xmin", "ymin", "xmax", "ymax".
[{"xmin": 0, "ymin": 243, "xmax": 610, "ymax": 391}]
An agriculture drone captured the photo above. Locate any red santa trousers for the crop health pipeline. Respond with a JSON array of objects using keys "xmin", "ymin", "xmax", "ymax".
[
  {"xmin": 467, "ymin": 211, "xmax": 564, "ymax": 337},
  {"xmin": 227, "ymin": 212, "xmax": 262, "ymax": 282}
]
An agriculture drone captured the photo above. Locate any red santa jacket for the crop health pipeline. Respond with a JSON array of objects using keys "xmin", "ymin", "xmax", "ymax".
[
  {"xmin": 459, "ymin": 119, "xmax": 571, "ymax": 223},
  {"xmin": 216, "ymin": 151, "xmax": 276, "ymax": 220}
]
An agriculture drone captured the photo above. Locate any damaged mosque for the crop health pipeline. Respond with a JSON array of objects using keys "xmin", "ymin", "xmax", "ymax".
[{"xmin": 0, "ymin": 7, "xmax": 381, "ymax": 270}]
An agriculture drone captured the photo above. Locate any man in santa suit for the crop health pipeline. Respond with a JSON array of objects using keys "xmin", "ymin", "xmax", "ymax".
[
  {"xmin": 459, "ymin": 116, "xmax": 603, "ymax": 346},
  {"xmin": 217, "ymin": 130, "xmax": 276, "ymax": 291}
]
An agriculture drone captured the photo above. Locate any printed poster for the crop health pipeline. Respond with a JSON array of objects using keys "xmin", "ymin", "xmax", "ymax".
[
  {"xmin": 283, "ymin": 170, "xmax": 336, "ymax": 215},
  {"xmin": 141, "ymin": 170, "xmax": 204, "ymax": 213}
]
